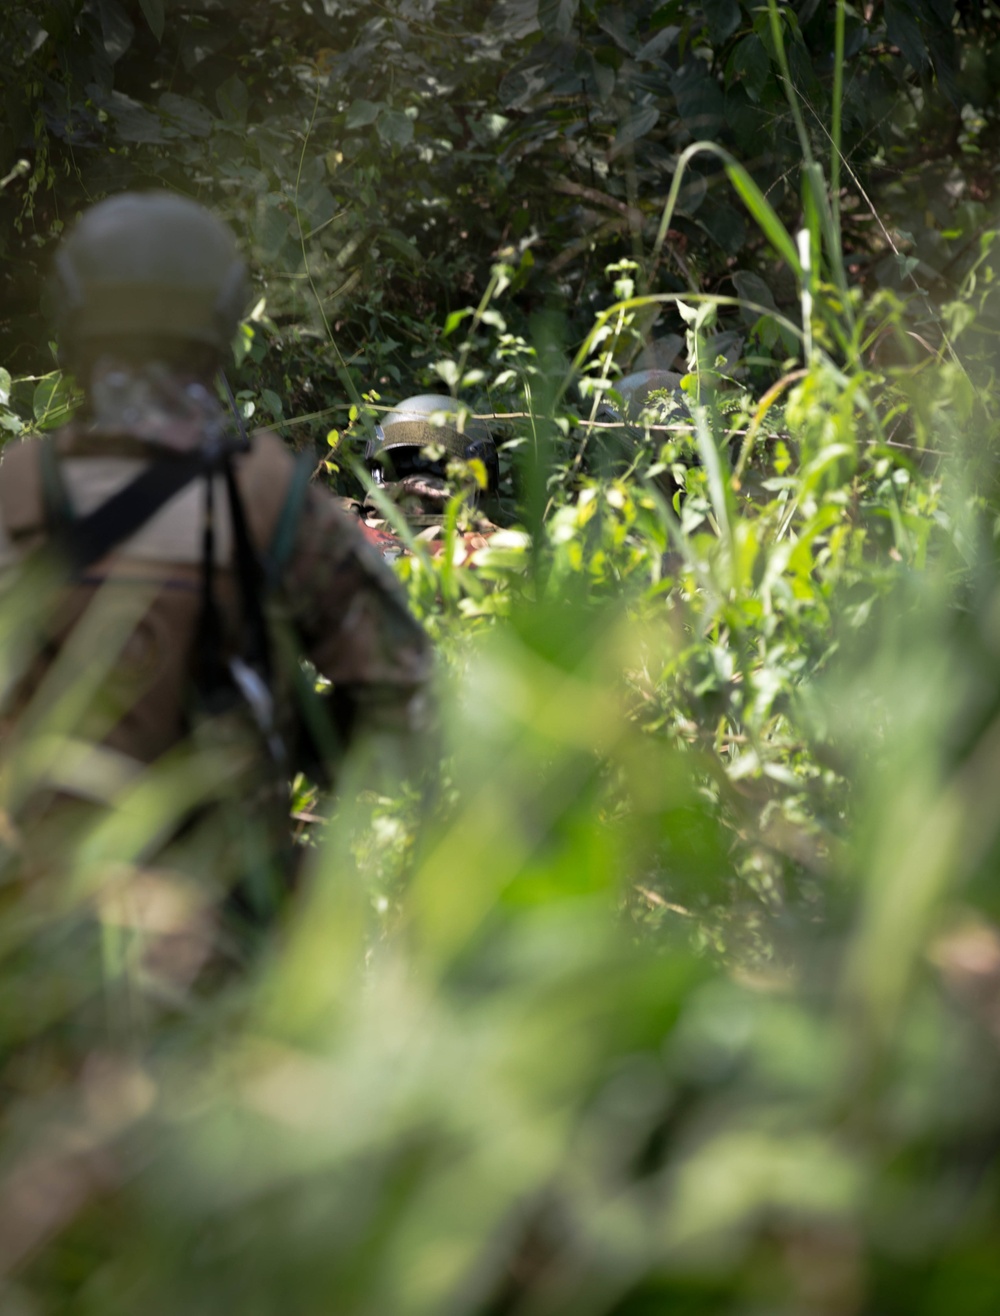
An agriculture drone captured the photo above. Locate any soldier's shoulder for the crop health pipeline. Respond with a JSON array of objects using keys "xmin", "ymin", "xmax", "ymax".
[
  {"xmin": 245, "ymin": 428, "xmax": 296, "ymax": 472},
  {"xmin": 0, "ymin": 428, "xmax": 61, "ymax": 509},
  {"xmin": 239, "ymin": 430, "xmax": 312, "ymax": 507}
]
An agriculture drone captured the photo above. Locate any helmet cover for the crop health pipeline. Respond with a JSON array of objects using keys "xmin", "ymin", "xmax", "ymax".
[
  {"xmin": 368, "ymin": 394, "xmax": 498, "ymax": 492},
  {"xmin": 52, "ymin": 191, "xmax": 248, "ymax": 359},
  {"xmin": 613, "ymin": 370, "xmax": 687, "ymax": 420}
]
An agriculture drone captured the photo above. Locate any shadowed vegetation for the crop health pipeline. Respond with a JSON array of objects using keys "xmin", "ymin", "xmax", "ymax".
[{"xmin": 3, "ymin": 1, "xmax": 1000, "ymax": 1311}]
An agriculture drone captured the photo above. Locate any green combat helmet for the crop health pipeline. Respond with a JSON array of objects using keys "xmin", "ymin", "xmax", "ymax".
[
  {"xmin": 51, "ymin": 191, "xmax": 249, "ymax": 364},
  {"xmin": 365, "ymin": 394, "xmax": 499, "ymax": 527}
]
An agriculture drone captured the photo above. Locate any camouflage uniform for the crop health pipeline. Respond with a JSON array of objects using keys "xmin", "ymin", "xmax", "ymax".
[
  {"xmin": 345, "ymin": 393, "xmax": 501, "ymax": 563},
  {"xmin": 340, "ymin": 489, "xmax": 500, "ymax": 565},
  {"xmin": 0, "ymin": 367, "xmax": 430, "ymax": 752},
  {"xmin": 0, "ymin": 362, "xmax": 431, "ymax": 886},
  {"xmin": 0, "ymin": 194, "xmax": 432, "ymax": 912}
]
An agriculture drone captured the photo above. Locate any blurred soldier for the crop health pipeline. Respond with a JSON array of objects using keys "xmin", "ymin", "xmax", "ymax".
[
  {"xmin": 0, "ymin": 191, "xmax": 432, "ymax": 914},
  {"xmin": 343, "ymin": 394, "xmax": 501, "ymax": 561},
  {"xmin": 588, "ymin": 369, "xmax": 691, "ymax": 496},
  {"xmin": 597, "ymin": 369, "xmax": 689, "ymax": 433}
]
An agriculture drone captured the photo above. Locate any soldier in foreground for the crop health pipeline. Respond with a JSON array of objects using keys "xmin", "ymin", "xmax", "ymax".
[{"xmin": 0, "ymin": 192, "xmax": 432, "ymax": 924}]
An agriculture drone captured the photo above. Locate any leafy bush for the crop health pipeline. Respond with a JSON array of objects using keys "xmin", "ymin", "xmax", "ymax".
[{"xmin": 5, "ymin": 1, "xmax": 1000, "ymax": 1310}]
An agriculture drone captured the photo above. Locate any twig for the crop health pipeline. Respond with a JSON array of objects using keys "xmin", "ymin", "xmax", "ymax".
[{"xmin": 635, "ymin": 886, "xmax": 692, "ymax": 916}]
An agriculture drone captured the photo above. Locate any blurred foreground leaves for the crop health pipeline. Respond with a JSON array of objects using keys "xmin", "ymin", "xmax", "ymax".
[{"xmin": 4, "ymin": 543, "xmax": 1000, "ymax": 1313}]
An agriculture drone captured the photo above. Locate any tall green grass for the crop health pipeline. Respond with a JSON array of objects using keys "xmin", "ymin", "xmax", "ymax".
[{"xmin": 4, "ymin": 13, "xmax": 1000, "ymax": 1303}]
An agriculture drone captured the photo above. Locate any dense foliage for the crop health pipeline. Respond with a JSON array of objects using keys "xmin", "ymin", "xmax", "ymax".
[{"xmin": 4, "ymin": 1, "xmax": 1000, "ymax": 1312}]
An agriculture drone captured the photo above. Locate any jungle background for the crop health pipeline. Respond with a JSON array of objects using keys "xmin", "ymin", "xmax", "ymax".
[{"xmin": 4, "ymin": 0, "xmax": 1000, "ymax": 1311}]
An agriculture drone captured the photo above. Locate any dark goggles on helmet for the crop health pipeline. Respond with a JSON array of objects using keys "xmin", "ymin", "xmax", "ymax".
[
  {"xmin": 368, "ymin": 443, "xmax": 449, "ymax": 488},
  {"xmin": 366, "ymin": 426, "xmax": 497, "ymax": 490}
]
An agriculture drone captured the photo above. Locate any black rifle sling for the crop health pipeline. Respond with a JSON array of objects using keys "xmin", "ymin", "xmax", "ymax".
[
  {"xmin": 223, "ymin": 457, "xmax": 272, "ymax": 683},
  {"xmin": 41, "ymin": 430, "xmax": 320, "ymax": 777},
  {"xmin": 41, "ymin": 438, "xmax": 208, "ymax": 573},
  {"xmin": 40, "ymin": 436, "xmax": 277, "ymax": 736},
  {"xmin": 211, "ymin": 375, "xmax": 273, "ymax": 684},
  {"xmin": 196, "ymin": 451, "xmax": 227, "ymax": 701},
  {"xmin": 195, "ymin": 447, "xmax": 289, "ymax": 769}
]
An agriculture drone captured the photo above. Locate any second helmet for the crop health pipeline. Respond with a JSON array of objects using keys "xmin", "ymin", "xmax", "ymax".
[{"xmin": 367, "ymin": 395, "xmax": 499, "ymax": 493}]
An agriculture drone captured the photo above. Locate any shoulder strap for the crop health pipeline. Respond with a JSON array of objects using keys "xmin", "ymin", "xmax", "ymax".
[
  {"xmin": 227, "ymin": 445, "xmax": 342, "ymax": 784},
  {"xmin": 194, "ymin": 446, "xmax": 298, "ymax": 777},
  {"xmin": 223, "ymin": 454, "xmax": 272, "ymax": 682},
  {"xmin": 38, "ymin": 436, "xmax": 209, "ymax": 574},
  {"xmin": 193, "ymin": 440, "xmax": 277, "ymax": 716},
  {"xmin": 56, "ymin": 451, "xmax": 209, "ymax": 573}
]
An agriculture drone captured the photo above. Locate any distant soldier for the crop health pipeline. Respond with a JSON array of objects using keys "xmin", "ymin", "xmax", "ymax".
[
  {"xmin": 597, "ymin": 369, "xmax": 690, "ymax": 434},
  {"xmin": 342, "ymin": 394, "xmax": 501, "ymax": 562},
  {"xmin": 0, "ymin": 191, "xmax": 432, "ymax": 912},
  {"xmin": 586, "ymin": 369, "xmax": 691, "ymax": 496}
]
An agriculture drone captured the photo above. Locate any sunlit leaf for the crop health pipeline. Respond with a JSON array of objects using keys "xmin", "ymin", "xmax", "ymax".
[{"xmin": 723, "ymin": 158, "xmax": 802, "ymax": 275}]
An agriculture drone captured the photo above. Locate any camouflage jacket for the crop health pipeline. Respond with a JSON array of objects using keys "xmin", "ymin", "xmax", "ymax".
[
  {"xmin": 0, "ymin": 370, "xmax": 432, "ymax": 782},
  {"xmin": 339, "ymin": 473, "xmax": 500, "ymax": 566}
]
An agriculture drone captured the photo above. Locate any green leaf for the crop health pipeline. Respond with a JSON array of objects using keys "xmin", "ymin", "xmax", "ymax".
[
  {"xmin": 943, "ymin": 300, "xmax": 976, "ymax": 339},
  {"xmin": 731, "ymin": 270, "xmax": 777, "ymax": 317},
  {"xmin": 726, "ymin": 89, "xmax": 769, "ymax": 153},
  {"xmin": 539, "ymin": 0, "xmax": 579, "ymax": 39},
  {"xmin": 677, "ymin": 169, "xmax": 707, "ymax": 216},
  {"xmin": 376, "ymin": 110, "xmax": 414, "ymax": 149},
  {"xmin": 693, "ymin": 406, "xmax": 732, "ymax": 548},
  {"xmin": 380, "ymin": 230, "xmax": 422, "ymax": 267},
  {"xmin": 677, "ymin": 300, "xmax": 700, "ymax": 327},
  {"xmin": 103, "ymin": 91, "xmax": 170, "ymax": 144},
  {"xmin": 703, "ymin": 0, "xmax": 742, "ymax": 44},
  {"xmin": 728, "ymin": 34, "xmax": 771, "ymax": 102},
  {"xmin": 433, "ymin": 359, "xmax": 460, "ymax": 388},
  {"xmin": 678, "ymin": 301, "xmax": 717, "ymax": 347},
  {"xmin": 723, "ymin": 158, "xmax": 802, "ymax": 276},
  {"xmin": 136, "ymin": 0, "xmax": 165, "ymax": 42},
  {"xmin": 158, "ymin": 93, "xmax": 213, "ymax": 138},
  {"xmin": 700, "ymin": 201, "xmax": 746, "ymax": 256},
  {"xmin": 885, "ymin": 0, "xmax": 928, "ymax": 70},
  {"xmin": 254, "ymin": 202, "xmax": 294, "ymax": 261},
  {"xmin": 345, "ymin": 99, "xmax": 382, "ymax": 129},
  {"xmin": 32, "ymin": 373, "xmax": 80, "ymax": 431},
  {"xmin": 580, "ymin": 51, "xmax": 616, "ymax": 102},
  {"xmin": 670, "ymin": 63, "xmax": 726, "ymax": 137},
  {"xmin": 97, "ymin": 0, "xmax": 135, "ymax": 63},
  {"xmin": 634, "ymin": 26, "xmax": 679, "ymax": 62},
  {"xmin": 498, "ymin": 62, "xmax": 551, "ymax": 110},
  {"xmin": 597, "ymin": 7, "xmax": 640, "ymax": 54},
  {"xmin": 216, "ymin": 75, "xmax": 248, "ymax": 126},
  {"xmin": 609, "ymin": 104, "xmax": 660, "ymax": 158},
  {"xmin": 261, "ymin": 389, "xmax": 284, "ymax": 419},
  {"xmin": 487, "ymin": 0, "xmax": 542, "ymax": 39},
  {"xmin": 296, "ymin": 181, "xmax": 337, "ymax": 232},
  {"xmin": 443, "ymin": 309, "xmax": 474, "ymax": 338}
]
